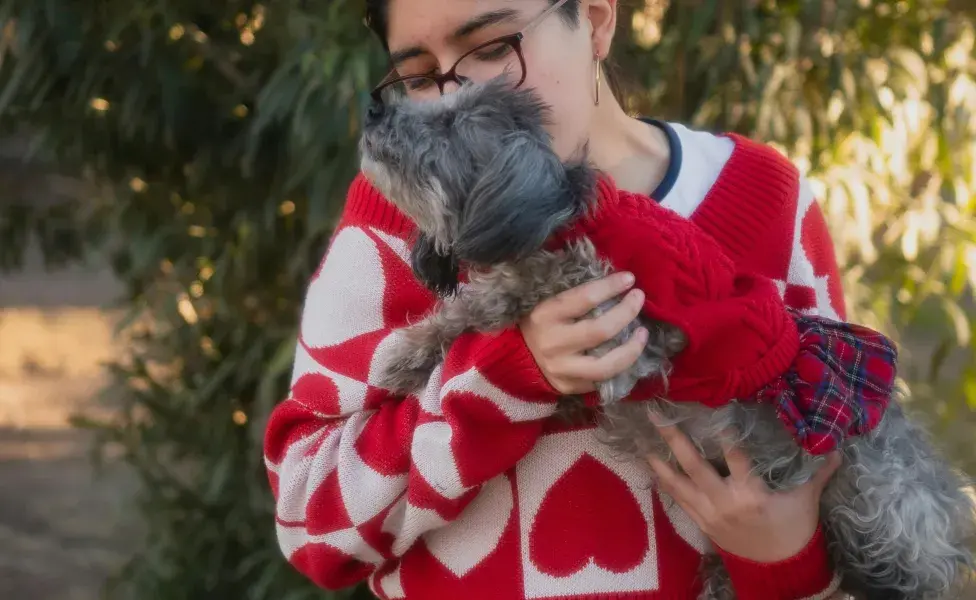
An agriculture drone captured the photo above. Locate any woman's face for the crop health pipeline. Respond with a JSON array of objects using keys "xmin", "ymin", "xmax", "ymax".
[{"xmin": 383, "ymin": 0, "xmax": 607, "ymax": 159}]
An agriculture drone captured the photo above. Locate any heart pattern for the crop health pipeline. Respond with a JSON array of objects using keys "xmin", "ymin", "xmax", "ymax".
[
  {"xmin": 516, "ymin": 430, "xmax": 661, "ymax": 597},
  {"xmin": 529, "ymin": 454, "xmax": 649, "ymax": 577}
]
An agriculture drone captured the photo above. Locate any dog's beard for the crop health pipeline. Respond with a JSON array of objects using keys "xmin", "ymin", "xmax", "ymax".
[
  {"xmin": 360, "ymin": 148, "xmax": 457, "ymax": 256},
  {"xmin": 358, "ymin": 153, "xmax": 388, "ymax": 195}
]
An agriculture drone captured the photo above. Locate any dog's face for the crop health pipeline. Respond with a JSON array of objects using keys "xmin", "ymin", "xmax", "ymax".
[{"xmin": 360, "ymin": 78, "xmax": 594, "ymax": 294}]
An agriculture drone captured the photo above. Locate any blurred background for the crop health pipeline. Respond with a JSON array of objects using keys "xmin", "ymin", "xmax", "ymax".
[{"xmin": 0, "ymin": 0, "xmax": 973, "ymax": 599}]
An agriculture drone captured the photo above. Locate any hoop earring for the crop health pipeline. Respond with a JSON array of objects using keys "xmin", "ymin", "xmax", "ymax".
[{"xmin": 594, "ymin": 56, "xmax": 602, "ymax": 106}]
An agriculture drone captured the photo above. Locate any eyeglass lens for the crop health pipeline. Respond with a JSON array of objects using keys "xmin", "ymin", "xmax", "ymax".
[{"xmin": 377, "ymin": 40, "xmax": 523, "ymax": 103}]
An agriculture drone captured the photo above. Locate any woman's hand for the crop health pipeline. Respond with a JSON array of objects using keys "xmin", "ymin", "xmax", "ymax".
[
  {"xmin": 519, "ymin": 272, "xmax": 648, "ymax": 395},
  {"xmin": 647, "ymin": 420, "xmax": 842, "ymax": 563}
]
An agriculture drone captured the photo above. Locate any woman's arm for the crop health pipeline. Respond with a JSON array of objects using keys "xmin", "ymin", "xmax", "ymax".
[
  {"xmin": 263, "ymin": 176, "xmax": 646, "ymax": 590},
  {"xmin": 263, "ymin": 202, "xmax": 560, "ymax": 589},
  {"xmin": 648, "ymin": 424, "xmax": 843, "ymax": 600}
]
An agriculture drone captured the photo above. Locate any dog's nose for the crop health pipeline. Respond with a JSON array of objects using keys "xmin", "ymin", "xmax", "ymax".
[{"xmin": 365, "ymin": 101, "xmax": 385, "ymax": 127}]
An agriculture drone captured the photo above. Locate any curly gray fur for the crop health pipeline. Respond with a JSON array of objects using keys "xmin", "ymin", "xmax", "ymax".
[
  {"xmin": 360, "ymin": 78, "xmax": 976, "ymax": 599},
  {"xmin": 605, "ymin": 398, "xmax": 976, "ymax": 599}
]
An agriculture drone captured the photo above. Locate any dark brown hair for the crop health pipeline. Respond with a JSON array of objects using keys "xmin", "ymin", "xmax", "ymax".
[{"xmin": 365, "ymin": 0, "xmax": 581, "ymax": 49}]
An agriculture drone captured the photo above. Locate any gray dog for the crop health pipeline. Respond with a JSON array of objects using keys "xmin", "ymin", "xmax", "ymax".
[{"xmin": 358, "ymin": 78, "xmax": 975, "ymax": 599}]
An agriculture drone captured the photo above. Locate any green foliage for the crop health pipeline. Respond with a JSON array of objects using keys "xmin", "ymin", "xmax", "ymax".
[
  {"xmin": 0, "ymin": 0, "xmax": 384, "ymax": 597},
  {"xmin": 0, "ymin": 0, "xmax": 973, "ymax": 598}
]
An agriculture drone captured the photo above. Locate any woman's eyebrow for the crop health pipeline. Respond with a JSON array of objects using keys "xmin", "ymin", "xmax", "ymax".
[
  {"xmin": 390, "ymin": 46, "xmax": 427, "ymax": 67},
  {"xmin": 451, "ymin": 9, "xmax": 520, "ymax": 40},
  {"xmin": 389, "ymin": 9, "xmax": 520, "ymax": 67}
]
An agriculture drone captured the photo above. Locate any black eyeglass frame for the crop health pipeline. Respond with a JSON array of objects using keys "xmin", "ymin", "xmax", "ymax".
[
  {"xmin": 370, "ymin": 34, "xmax": 528, "ymax": 103},
  {"xmin": 369, "ymin": 0, "xmax": 571, "ymax": 104}
]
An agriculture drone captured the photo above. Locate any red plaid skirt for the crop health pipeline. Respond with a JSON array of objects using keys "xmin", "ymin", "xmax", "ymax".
[{"xmin": 756, "ymin": 312, "xmax": 898, "ymax": 455}]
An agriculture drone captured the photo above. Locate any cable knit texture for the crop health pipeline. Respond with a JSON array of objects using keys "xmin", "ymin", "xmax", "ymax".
[
  {"xmin": 264, "ymin": 132, "xmax": 845, "ymax": 599},
  {"xmin": 554, "ymin": 176, "xmax": 802, "ymax": 406},
  {"xmin": 553, "ymin": 176, "xmax": 896, "ymax": 455}
]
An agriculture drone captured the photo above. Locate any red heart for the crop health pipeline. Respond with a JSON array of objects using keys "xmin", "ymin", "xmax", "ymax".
[{"xmin": 529, "ymin": 454, "xmax": 649, "ymax": 577}]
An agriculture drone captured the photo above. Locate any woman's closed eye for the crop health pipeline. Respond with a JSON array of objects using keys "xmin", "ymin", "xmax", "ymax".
[
  {"xmin": 472, "ymin": 41, "xmax": 514, "ymax": 61},
  {"xmin": 406, "ymin": 77, "xmax": 437, "ymax": 91}
]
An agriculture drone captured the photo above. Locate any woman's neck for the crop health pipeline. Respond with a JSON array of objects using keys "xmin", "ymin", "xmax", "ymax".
[{"xmin": 586, "ymin": 95, "xmax": 671, "ymax": 196}]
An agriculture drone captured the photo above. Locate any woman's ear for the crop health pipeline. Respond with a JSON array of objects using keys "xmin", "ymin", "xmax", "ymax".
[{"xmin": 585, "ymin": 0, "xmax": 618, "ymax": 58}]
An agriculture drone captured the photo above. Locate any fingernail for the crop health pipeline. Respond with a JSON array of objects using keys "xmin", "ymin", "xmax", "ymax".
[
  {"xmin": 630, "ymin": 289, "xmax": 645, "ymax": 303},
  {"xmin": 636, "ymin": 327, "xmax": 648, "ymax": 343},
  {"xmin": 619, "ymin": 272, "xmax": 635, "ymax": 287}
]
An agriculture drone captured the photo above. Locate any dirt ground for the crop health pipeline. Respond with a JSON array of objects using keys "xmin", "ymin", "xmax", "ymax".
[{"xmin": 1, "ymin": 259, "xmax": 134, "ymax": 600}]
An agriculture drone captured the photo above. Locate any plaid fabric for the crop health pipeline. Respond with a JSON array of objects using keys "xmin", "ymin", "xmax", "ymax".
[{"xmin": 756, "ymin": 311, "xmax": 898, "ymax": 455}]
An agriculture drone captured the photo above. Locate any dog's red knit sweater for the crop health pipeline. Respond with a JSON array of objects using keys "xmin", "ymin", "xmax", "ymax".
[{"xmin": 264, "ymin": 133, "xmax": 853, "ymax": 599}]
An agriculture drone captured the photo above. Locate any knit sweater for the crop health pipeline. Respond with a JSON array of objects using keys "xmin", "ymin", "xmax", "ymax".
[{"xmin": 263, "ymin": 126, "xmax": 847, "ymax": 600}]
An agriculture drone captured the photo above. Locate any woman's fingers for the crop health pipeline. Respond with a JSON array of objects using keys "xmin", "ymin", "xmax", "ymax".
[
  {"xmin": 565, "ymin": 288, "xmax": 645, "ymax": 352},
  {"xmin": 537, "ymin": 272, "xmax": 636, "ymax": 322},
  {"xmin": 805, "ymin": 451, "xmax": 843, "ymax": 492},
  {"xmin": 652, "ymin": 420, "xmax": 727, "ymax": 498},
  {"xmin": 518, "ymin": 272, "xmax": 645, "ymax": 394},
  {"xmin": 718, "ymin": 433, "xmax": 756, "ymax": 483},
  {"xmin": 647, "ymin": 455, "xmax": 709, "ymax": 519},
  {"xmin": 558, "ymin": 326, "xmax": 649, "ymax": 382}
]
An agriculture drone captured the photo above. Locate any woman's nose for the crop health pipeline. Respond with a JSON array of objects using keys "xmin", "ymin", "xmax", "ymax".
[{"xmin": 441, "ymin": 74, "xmax": 470, "ymax": 96}]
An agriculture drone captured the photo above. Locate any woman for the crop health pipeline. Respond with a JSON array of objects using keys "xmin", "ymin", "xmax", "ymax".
[{"xmin": 264, "ymin": 1, "xmax": 850, "ymax": 598}]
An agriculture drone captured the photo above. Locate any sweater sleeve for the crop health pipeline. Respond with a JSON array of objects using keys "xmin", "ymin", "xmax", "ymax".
[
  {"xmin": 716, "ymin": 524, "xmax": 841, "ymax": 600},
  {"xmin": 263, "ymin": 177, "xmax": 560, "ymax": 590}
]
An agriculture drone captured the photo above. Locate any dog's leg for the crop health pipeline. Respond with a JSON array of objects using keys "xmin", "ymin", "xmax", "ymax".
[
  {"xmin": 819, "ymin": 401, "xmax": 976, "ymax": 599},
  {"xmin": 593, "ymin": 315, "xmax": 686, "ymax": 405},
  {"xmin": 375, "ymin": 301, "xmax": 471, "ymax": 394},
  {"xmin": 377, "ymin": 245, "xmax": 603, "ymax": 395}
]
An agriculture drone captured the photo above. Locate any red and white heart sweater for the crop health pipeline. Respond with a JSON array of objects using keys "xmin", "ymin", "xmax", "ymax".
[{"xmin": 264, "ymin": 127, "xmax": 847, "ymax": 600}]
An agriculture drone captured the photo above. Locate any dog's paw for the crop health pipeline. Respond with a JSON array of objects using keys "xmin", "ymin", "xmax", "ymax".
[
  {"xmin": 597, "ymin": 376, "xmax": 634, "ymax": 405},
  {"xmin": 375, "ymin": 333, "xmax": 444, "ymax": 394}
]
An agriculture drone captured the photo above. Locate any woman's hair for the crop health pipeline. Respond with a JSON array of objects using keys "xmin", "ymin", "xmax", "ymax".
[{"xmin": 364, "ymin": 0, "xmax": 582, "ymax": 49}]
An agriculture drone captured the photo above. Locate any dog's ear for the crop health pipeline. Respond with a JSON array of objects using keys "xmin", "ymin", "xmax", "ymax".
[
  {"xmin": 410, "ymin": 232, "xmax": 461, "ymax": 296},
  {"xmin": 563, "ymin": 160, "xmax": 598, "ymax": 214},
  {"xmin": 455, "ymin": 135, "xmax": 595, "ymax": 265}
]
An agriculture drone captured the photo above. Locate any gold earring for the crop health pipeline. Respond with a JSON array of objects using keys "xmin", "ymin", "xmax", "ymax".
[{"xmin": 594, "ymin": 56, "xmax": 602, "ymax": 106}]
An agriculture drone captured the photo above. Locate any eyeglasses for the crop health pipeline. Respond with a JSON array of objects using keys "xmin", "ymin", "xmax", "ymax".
[{"xmin": 371, "ymin": 0, "xmax": 571, "ymax": 104}]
